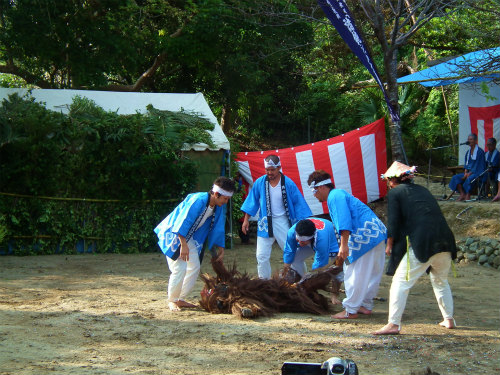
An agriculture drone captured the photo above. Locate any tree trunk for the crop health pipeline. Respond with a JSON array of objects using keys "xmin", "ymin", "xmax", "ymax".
[
  {"xmin": 221, "ymin": 104, "xmax": 233, "ymax": 133},
  {"xmin": 384, "ymin": 47, "xmax": 406, "ymax": 163}
]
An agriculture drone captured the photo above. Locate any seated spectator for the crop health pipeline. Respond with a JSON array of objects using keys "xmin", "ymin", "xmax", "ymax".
[
  {"xmin": 448, "ymin": 133, "xmax": 485, "ymax": 201},
  {"xmin": 485, "ymin": 137, "xmax": 499, "ymax": 196}
]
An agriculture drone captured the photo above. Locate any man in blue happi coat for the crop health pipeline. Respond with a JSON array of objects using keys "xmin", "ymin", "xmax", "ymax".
[
  {"xmin": 154, "ymin": 176, "xmax": 235, "ymax": 311},
  {"xmin": 308, "ymin": 170, "xmax": 387, "ymax": 319},
  {"xmin": 283, "ymin": 217, "xmax": 339, "ymax": 277},
  {"xmin": 449, "ymin": 133, "xmax": 486, "ymax": 201},
  {"xmin": 485, "ymin": 137, "xmax": 499, "ymax": 194},
  {"xmin": 283, "ymin": 217, "xmax": 342, "ymax": 304},
  {"xmin": 241, "ymin": 155, "xmax": 312, "ymax": 279}
]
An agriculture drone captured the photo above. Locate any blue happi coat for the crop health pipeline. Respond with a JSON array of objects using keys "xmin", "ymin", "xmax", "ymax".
[
  {"xmin": 283, "ymin": 218, "xmax": 339, "ymax": 270},
  {"xmin": 485, "ymin": 148, "xmax": 499, "ymax": 181},
  {"xmin": 154, "ymin": 192, "xmax": 226, "ymax": 260},
  {"xmin": 327, "ymin": 189, "xmax": 386, "ymax": 264},
  {"xmin": 241, "ymin": 174, "xmax": 312, "ymax": 238},
  {"xmin": 449, "ymin": 146, "xmax": 486, "ymax": 193}
]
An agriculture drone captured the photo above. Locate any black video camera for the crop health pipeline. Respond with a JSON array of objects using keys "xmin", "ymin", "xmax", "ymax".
[{"xmin": 282, "ymin": 357, "xmax": 358, "ymax": 375}]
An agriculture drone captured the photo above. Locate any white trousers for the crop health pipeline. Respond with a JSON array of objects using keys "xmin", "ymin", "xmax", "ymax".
[
  {"xmin": 256, "ymin": 215, "xmax": 290, "ymax": 279},
  {"xmin": 166, "ymin": 240, "xmax": 201, "ymax": 302},
  {"xmin": 388, "ymin": 248, "xmax": 453, "ymax": 326},
  {"xmin": 343, "ymin": 241, "xmax": 385, "ymax": 314}
]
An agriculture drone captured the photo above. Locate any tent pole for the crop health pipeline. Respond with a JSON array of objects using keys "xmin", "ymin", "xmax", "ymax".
[
  {"xmin": 427, "ymin": 149, "xmax": 432, "ymax": 189},
  {"xmin": 228, "ymin": 150, "xmax": 233, "ymax": 250},
  {"xmin": 441, "ymin": 86, "xmax": 456, "ymax": 148}
]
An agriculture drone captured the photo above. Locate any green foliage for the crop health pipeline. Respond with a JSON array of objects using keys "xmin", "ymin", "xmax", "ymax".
[
  {"xmin": 413, "ymin": 5, "xmax": 500, "ymax": 58},
  {"xmin": 227, "ymin": 139, "xmax": 245, "ymax": 224},
  {"xmin": 355, "ymin": 84, "xmax": 431, "ymax": 161},
  {"xmin": 0, "ymin": 215, "xmax": 6, "ymax": 244},
  {"xmin": 161, "ymin": 0, "xmax": 315, "ymax": 141},
  {"xmin": 0, "ymin": 73, "xmax": 30, "ymax": 88},
  {"xmin": 0, "ymin": 196, "xmax": 176, "ymax": 255},
  {"xmin": 1, "ymin": 0, "xmax": 498, "ymax": 160},
  {"xmin": 410, "ymin": 87, "xmax": 459, "ymax": 164},
  {"xmin": 0, "ymin": 0, "xmax": 180, "ymax": 88},
  {"xmin": 0, "ymin": 93, "xmax": 217, "ymax": 254}
]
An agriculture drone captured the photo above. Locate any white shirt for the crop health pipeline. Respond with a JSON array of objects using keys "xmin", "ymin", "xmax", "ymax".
[
  {"xmin": 269, "ymin": 182, "xmax": 286, "ymax": 217},
  {"xmin": 196, "ymin": 206, "xmax": 215, "ymax": 230}
]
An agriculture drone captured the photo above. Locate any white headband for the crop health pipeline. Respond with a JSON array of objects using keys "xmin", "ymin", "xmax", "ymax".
[
  {"xmin": 309, "ymin": 178, "xmax": 332, "ymax": 192},
  {"xmin": 264, "ymin": 158, "xmax": 281, "ymax": 168},
  {"xmin": 296, "ymin": 234, "xmax": 314, "ymax": 242},
  {"xmin": 212, "ymin": 184, "xmax": 234, "ymax": 197}
]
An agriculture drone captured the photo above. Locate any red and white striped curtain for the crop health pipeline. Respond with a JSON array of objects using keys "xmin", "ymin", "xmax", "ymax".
[
  {"xmin": 468, "ymin": 104, "xmax": 500, "ymax": 150},
  {"xmin": 236, "ymin": 118, "xmax": 388, "ymax": 215}
]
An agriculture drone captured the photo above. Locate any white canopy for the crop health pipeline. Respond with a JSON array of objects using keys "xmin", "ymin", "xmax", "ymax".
[{"xmin": 0, "ymin": 88, "xmax": 230, "ymax": 151}]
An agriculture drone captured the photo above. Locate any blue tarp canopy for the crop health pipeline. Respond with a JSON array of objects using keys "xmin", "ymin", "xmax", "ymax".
[{"xmin": 397, "ymin": 47, "xmax": 500, "ymax": 87}]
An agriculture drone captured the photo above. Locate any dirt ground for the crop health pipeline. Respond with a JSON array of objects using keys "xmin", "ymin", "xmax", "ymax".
[{"xmin": 1, "ymin": 235, "xmax": 499, "ymax": 375}]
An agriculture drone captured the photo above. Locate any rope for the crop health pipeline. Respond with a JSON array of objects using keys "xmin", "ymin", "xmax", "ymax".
[
  {"xmin": 0, "ymin": 191, "xmax": 178, "ymax": 204},
  {"xmin": 406, "ymin": 237, "xmax": 410, "ymax": 282},
  {"xmin": 11, "ymin": 235, "xmax": 124, "ymax": 241},
  {"xmin": 414, "ymin": 172, "xmax": 452, "ymax": 180}
]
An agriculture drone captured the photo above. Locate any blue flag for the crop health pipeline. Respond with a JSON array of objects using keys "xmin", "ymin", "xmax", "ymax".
[{"xmin": 317, "ymin": 0, "xmax": 400, "ymax": 123}]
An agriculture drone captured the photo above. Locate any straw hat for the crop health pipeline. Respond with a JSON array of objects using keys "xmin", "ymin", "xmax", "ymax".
[{"xmin": 381, "ymin": 161, "xmax": 416, "ymax": 180}]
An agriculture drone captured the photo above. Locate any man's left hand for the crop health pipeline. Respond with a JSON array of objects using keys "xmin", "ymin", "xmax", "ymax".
[{"xmin": 214, "ymin": 247, "xmax": 224, "ymax": 262}]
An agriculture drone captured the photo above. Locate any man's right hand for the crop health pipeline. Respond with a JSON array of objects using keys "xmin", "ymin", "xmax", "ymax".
[
  {"xmin": 241, "ymin": 219, "xmax": 249, "ymax": 235},
  {"xmin": 337, "ymin": 243, "xmax": 349, "ymax": 261},
  {"xmin": 385, "ymin": 245, "xmax": 392, "ymax": 256},
  {"xmin": 179, "ymin": 242, "xmax": 189, "ymax": 261}
]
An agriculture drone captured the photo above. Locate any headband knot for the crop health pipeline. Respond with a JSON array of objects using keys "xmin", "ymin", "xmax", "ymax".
[
  {"xmin": 264, "ymin": 157, "xmax": 281, "ymax": 168},
  {"xmin": 308, "ymin": 178, "xmax": 332, "ymax": 192}
]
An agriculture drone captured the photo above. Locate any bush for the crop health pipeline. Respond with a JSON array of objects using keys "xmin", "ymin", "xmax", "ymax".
[{"xmin": 0, "ymin": 94, "xmax": 216, "ymax": 255}]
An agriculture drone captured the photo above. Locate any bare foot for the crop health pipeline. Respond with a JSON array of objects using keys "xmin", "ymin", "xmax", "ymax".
[
  {"xmin": 331, "ymin": 310, "xmax": 358, "ymax": 319},
  {"xmin": 492, "ymin": 195, "xmax": 500, "ymax": 202},
  {"xmin": 331, "ymin": 296, "xmax": 342, "ymax": 305},
  {"xmin": 176, "ymin": 300, "xmax": 197, "ymax": 308},
  {"xmin": 168, "ymin": 302, "xmax": 181, "ymax": 311},
  {"xmin": 439, "ymin": 318, "xmax": 456, "ymax": 329},
  {"xmin": 372, "ymin": 323, "xmax": 400, "ymax": 335},
  {"xmin": 457, "ymin": 195, "xmax": 465, "ymax": 201},
  {"xmin": 357, "ymin": 306, "xmax": 372, "ymax": 315},
  {"xmin": 465, "ymin": 194, "xmax": 471, "ymax": 200}
]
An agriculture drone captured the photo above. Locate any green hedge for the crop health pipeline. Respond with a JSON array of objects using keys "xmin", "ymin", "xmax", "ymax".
[
  {"xmin": 0, "ymin": 93, "xmax": 216, "ymax": 255},
  {"xmin": 0, "ymin": 194, "xmax": 177, "ymax": 255}
]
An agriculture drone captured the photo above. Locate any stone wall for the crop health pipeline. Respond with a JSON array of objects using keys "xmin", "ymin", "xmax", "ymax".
[{"xmin": 455, "ymin": 237, "xmax": 500, "ymax": 270}]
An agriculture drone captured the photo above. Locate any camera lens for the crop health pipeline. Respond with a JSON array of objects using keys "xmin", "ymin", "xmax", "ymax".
[{"xmin": 330, "ymin": 364, "xmax": 345, "ymax": 374}]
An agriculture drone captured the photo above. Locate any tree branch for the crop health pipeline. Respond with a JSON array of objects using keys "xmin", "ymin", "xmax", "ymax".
[
  {"xmin": 0, "ymin": 63, "xmax": 55, "ymax": 89},
  {"xmin": 99, "ymin": 53, "xmax": 167, "ymax": 92}
]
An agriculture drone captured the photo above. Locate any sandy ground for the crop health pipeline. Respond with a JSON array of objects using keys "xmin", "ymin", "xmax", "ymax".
[{"xmin": 1, "ymin": 241, "xmax": 499, "ymax": 375}]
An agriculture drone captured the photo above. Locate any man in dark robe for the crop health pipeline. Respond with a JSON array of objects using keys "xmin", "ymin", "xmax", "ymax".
[{"xmin": 374, "ymin": 162, "xmax": 457, "ymax": 335}]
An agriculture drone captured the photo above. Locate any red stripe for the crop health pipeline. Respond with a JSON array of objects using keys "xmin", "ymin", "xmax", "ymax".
[
  {"xmin": 469, "ymin": 105, "xmax": 500, "ymax": 149},
  {"xmin": 374, "ymin": 119, "xmax": 388, "ymax": 198},
  {"xmin": 236, "ymin": 119, "xmax": 388, "ymax": 204},
  {"xmin": 484, "ymin": 119, "xmax": 493, "ymax": 147},
  {"xmin": 279, "ymin": 148, "xmax": 302, "ymax": 194},
  {"xmin": 310, "ymin": 141, "xmax": 333, "ymax": 212},
  {"xmin": 346, "ymin": 129, "xmax": 367, "ymax": 202}
]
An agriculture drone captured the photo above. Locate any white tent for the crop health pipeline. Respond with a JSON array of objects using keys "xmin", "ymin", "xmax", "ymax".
[
  {"xmin": 0, "ymin": 88, "xmax": 230, "ymax": 151},
  {"xmin": 397, "ymin": 48, "xmax": 500, "ymax": 163}
]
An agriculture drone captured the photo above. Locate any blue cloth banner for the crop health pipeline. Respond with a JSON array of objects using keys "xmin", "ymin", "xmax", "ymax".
[{"xmin": 317, "ymin": 0, "xmax": 400, "ymax": 123}]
